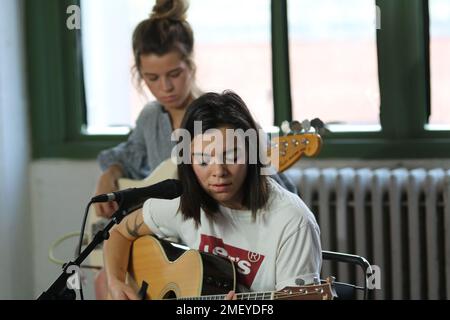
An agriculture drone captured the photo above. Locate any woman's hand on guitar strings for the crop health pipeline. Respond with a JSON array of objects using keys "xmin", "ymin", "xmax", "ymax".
[
  {"xmin": 225, "ymin": 291, "xmax": 237, "ymax": 300},
  {"xmin": 108, "ymin": 279, "xmax": 140, "ymax": 300}
]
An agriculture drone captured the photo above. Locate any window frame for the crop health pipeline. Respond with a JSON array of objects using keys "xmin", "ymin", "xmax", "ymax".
[
  {"xmin": 26, "ymin": 0, "xmax": 450, "ymax": 160},
  {"xmin": 26, "ymin": 0, "xmax": 125, "ymax": 159}
]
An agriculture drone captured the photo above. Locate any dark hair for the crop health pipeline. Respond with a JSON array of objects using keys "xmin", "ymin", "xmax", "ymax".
[
  {"xmin": 178, "ymin": 91, "xmax": 269, "ymax": 225},
  {"xmin": 132, "ymin": 0, "xmax": 195, "ymax": 84}
]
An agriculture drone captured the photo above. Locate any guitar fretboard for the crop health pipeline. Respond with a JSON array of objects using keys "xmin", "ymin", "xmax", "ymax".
[{"xmin": 179, "ymin": 291, "xmax": 275, "ymax": 300}]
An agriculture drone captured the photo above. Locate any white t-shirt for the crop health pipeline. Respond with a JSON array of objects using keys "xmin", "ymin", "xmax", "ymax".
[{"xmin": 142, "ymin": 179, "xmax": 322, "ymax": 293}]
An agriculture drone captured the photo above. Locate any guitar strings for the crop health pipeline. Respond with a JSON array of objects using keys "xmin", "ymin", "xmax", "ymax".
[{"xmin": 165, "ymin": 287, "xmax": 330, "ymax": 300}]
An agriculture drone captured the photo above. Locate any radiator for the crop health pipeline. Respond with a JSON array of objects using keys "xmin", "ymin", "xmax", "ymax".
[{"xmin": 286, "ymin": 168, "xmax": 450, "ymax": 300}]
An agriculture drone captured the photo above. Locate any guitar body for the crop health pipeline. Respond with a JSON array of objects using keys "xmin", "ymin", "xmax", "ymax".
[
  {"xmin": 128, "ymin": 236, "xmax": 236, "ymax": 299},
  {"xmin": 128, "ymin": 236, "xmax": 336, "ymax": 300}
]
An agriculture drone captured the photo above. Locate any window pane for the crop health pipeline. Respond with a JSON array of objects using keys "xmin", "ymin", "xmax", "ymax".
[
  {"xmin": 191, "ymin": 0, "xmax": 273, "ymax": 127},
  {"xmin": 428, "ymin": 0, "xmax": 450, "ymax": 128},
  {"xmin": 81, "ymin": 0, "xmax": 273, "ymax": 134},
  {"xmin": 81, "ymin": 0, "xmax": 154, "ymax": 134},
  {"xmin": 288, "ymin": 0, "xmax": 380, "ymax": 129}
]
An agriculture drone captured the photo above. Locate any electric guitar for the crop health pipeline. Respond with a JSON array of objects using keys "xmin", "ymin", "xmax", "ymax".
[
  {"xmin": 127, "ymin": 235, "xmax": 336, "ymax": 300},
  {"xmin": 84, "ymin": 123, "xmax": 323, "ymax": 269}
]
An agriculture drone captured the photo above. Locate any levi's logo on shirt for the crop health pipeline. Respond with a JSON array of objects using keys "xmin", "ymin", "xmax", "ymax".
[{"xmin": 199, "ymin": 234, "xmax": 265, "ymax": 288}]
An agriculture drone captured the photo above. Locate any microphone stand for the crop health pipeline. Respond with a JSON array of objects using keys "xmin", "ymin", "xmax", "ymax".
[{"xmin": 37, "ymin": 207, "xmax": 130, "ymax": 300}]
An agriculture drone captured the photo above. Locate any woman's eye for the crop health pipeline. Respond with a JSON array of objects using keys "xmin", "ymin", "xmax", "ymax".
[
  {"xmin": 146, "ymin": 76, "xmax": 158, "ymax": 82},
  {"xmin": 169, "ymin": 71, "xmax": 182, "ymax": 78},
  {"xmin": 201, "ymin": 158, "xmax": 211, "ymax": 166},
  {"xmin": 197, "ymin": 158, "xmax": 209, "ymax": 167},
  {"xmin": 193, "ymin": 156, "xmax": 210, "ymax": 166}
]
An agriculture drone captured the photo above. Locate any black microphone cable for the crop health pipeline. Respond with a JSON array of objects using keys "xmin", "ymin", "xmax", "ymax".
[{"xmin": 76, "ymin": 200, "xmax": 94, "ymax": 300}]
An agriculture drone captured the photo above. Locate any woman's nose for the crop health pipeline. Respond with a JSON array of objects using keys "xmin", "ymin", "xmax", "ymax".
[
  {"xmin": 161, "ymin": 77, "xmax": 174, "ymax": 92},
  {"xmin": 211, "ymin": 163, "xmax": 228, "ymax": 177}
]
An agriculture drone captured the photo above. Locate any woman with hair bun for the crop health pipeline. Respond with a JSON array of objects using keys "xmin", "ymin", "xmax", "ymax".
[{"xmin": 95, "ymin": 0, "xmax": 200, "ymax": 218}]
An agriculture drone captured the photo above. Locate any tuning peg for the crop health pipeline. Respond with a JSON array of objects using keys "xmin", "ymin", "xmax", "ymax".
[
  {"xmin": 301, "ymin": 120, "xmax": 311, "ymax": 132},
  {"xmin": 311, "ymin": 118, "xmax": 325, "ymax": 130},
  {"xmin": 280, "ymin": 121, "xmax": 291, "ymax": 135},
  {"xmin": 311, "ymin": 118, "xmax": 331, "ymax": 135},
  {"xmin": 290, "ymin": 121, "xmax": 303, "ymax": 133}
]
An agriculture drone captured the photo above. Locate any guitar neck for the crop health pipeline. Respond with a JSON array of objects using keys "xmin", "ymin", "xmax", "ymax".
[{"xmin": 179, "ymin": 291, "xmax": 275, "ymax": 301}]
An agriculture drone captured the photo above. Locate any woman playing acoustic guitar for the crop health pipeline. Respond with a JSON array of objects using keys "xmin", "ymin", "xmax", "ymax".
[{"xmin": 104, "ymin": 91, "xmax": 322, "ymax": 300}]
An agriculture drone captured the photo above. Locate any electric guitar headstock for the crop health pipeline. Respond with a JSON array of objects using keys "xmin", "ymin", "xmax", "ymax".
[{"xmin": 269, "ymin": 119, "xmax": 327, "ymax": 173}]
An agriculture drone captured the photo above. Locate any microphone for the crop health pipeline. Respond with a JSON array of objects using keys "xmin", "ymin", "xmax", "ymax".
[{"xmin": 91, "ymin": 179, "xmax": 183, "ymax": 213}]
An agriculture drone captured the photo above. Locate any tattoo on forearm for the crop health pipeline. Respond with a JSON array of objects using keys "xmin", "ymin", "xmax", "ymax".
[{"xmin": 126, "ymin": 216, "xmax": 144, "ymax": 238}]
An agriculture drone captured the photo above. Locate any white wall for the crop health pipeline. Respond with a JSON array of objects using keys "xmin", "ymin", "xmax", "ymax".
[
  {"xmin": 30, "ymin": 160, "xmax": 101, "ymax": 299},
  {"xmin": 0, "ymin": 0, "xmax": 32, "ymax": 300}
]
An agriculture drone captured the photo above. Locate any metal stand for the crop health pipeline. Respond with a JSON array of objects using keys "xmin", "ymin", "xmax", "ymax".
[{"xmin": 37, "ymin": 209, "xmax": 128, "ymax": 300}]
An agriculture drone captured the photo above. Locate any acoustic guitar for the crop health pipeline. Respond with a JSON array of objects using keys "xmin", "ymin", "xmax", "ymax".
[
  {"xmin": 128, "ymin": 235, "xmax": 335, "ymax": 300},
  {"xmin": 85, "ymin": 127, "xmax": 323, "ymax": 269}
]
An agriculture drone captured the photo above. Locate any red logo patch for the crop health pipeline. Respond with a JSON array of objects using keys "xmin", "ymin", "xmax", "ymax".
[{"xmin": 199, "ymin": 234, "xmax": 265, "ymax": 288}]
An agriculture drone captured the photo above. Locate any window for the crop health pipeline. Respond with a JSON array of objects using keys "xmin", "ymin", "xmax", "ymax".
[
  {"xmin": 288, "ymin": 0, "xmax": 380, "ymax": 131},
  {"xmin": 26, "ymin": 0, "xmax": 450, "ymax": 159},
  {"xmin": 428, "ymin": 0, "xmax": 450, "ymax": 129},
  {"xmin": 81, "ymin": 0, "xmax": 273, "ymax": 133}
]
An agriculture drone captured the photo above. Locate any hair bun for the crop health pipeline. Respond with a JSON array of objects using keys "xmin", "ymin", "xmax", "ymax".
[{"xmin": 150, "ymin": 0, "xmax": 189, "ymax": 22}]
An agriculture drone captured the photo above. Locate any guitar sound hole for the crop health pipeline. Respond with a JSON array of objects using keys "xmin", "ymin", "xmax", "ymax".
[{"xmin": 162, "ymin": 291, "xmax": 177, "ymax": 300}]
